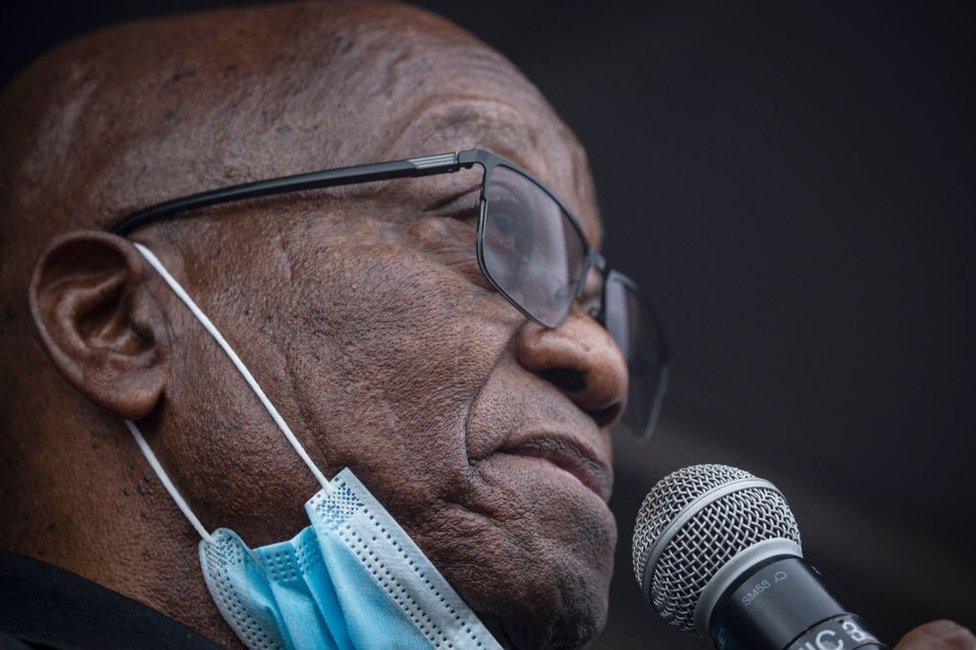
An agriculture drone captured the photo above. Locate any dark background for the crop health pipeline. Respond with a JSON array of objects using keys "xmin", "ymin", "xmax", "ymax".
[{"xmin": 2, "ymin": 1, "xmax": 973, "ymax": 647}]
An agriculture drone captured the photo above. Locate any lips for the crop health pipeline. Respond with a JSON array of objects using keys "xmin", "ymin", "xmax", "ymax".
[{"xmin": 502, "ymin": 434, "xmax": 612, "ymax": 501}]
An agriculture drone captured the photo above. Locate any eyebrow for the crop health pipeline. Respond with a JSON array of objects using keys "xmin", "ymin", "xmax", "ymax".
[{"xmin": 395, "ymin": 96, "xmax": 551, "ymax": 169}]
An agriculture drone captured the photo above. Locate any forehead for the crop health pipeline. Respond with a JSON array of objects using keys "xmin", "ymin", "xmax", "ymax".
[
  {"xmin": 11, "ymin": 3, "xmax": 602, "ymax": 247},
  {"xmin": 370, "ymin": 45, "xmax": 603, "ymax": 247},
  {"xmin": 413, "ymin": 101, "xmax": 601, "ymax": 244}
]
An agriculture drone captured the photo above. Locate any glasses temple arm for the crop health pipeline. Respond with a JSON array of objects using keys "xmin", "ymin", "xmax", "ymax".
[{"xmin": 110, "ymin": 152, "xmax": 463, "ymax": 235}]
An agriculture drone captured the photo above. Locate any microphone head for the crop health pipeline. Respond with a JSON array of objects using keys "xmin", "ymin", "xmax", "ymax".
[{"xmin": 631, "ymin": 464, "xmax": 802, "ymax": 634}]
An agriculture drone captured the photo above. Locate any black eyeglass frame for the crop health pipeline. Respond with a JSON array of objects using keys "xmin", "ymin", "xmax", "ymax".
[
  {"xmin": 113, "ymin": 150, "xmax": 631, "ymax": 323},
  {"xmin": 110, "ymin": 148, "xmax": 669, "ymax": 437}
]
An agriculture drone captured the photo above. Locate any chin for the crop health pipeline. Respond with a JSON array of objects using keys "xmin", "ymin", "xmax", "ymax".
[
  {"xmin": 492, "ymin": 482, "xmax": 616, "ymax": 648},
  {"xmin": 428, "ymin": 454, "xmax": 617, "ymax": 649},
  {"xmin": 519, "ymin": 524, "xmax": 615, "ymax": 647},
  {"xmin": 426, "ymin": 509, "xmax": 616, "ymax": 649},
  {"xmin": 494, "ymin": 547, "xmax": 613, "ymax": 650}
]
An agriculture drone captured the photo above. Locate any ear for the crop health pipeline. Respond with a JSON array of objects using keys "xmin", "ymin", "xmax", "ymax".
[{"xmin": 29, "ymin": 231, "xmax": 170, "ymax": 420}]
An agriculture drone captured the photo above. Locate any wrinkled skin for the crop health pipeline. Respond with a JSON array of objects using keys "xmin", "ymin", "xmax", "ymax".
[
  {"xmin": 0, "ymin": 3, "xmax": 971, "ymax": 650},
  {"xmin": 0, "ymin": 2, "xmax": 619, "ymax": 648}
]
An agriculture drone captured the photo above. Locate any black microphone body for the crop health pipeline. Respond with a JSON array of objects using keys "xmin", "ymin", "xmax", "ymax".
[{"xmin": 709, "ymin": 556, "xmax": 885, "ymax": 650}]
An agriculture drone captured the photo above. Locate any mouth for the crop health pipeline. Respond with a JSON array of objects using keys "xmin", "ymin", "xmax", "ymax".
[{"xmin": 501, "ymin": 434, "xmax": 612, "ymax": 501}]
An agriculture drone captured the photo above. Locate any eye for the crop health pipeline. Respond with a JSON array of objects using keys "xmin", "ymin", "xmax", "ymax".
[{"xmin": 491, "ymin": 203, "xmax": 518, "ymax": 237}]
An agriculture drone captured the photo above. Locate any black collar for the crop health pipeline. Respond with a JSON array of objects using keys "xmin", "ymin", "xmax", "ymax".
[{"xmin": 0, "ymin": 549, "xmax": 221, "ymax": 649}]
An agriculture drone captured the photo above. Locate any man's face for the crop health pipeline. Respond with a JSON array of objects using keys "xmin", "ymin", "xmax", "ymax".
[
  {"xmin": 148, "ymin": 123, "xmax": 626, "ymax": 649},
  {"xmin": 16, "ymin": 5, "xmax": 627, "ymax": 647}
]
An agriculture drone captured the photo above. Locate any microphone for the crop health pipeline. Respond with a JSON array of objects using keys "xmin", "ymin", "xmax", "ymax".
[{"xmin": 631, "ymin": 464, "xmax": 887, "ymax": 649}]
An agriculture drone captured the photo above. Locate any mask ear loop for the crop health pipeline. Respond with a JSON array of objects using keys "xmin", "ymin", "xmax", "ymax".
[
  {"xmin": 124, "ymin": 243, "xmax": 334, "ymax": 540},
  {"xmin": 125, "ymin": 419, "xmax": 214, "ymax": 543}
]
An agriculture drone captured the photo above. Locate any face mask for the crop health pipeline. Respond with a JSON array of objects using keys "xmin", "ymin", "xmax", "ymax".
[{"xmin": 126, "ymin": 243, "xmax": 501, "ymax": 650}]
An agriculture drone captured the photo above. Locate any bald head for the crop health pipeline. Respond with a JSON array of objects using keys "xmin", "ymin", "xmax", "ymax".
[
  {"xmin": 0, "ymin": 3, "xmax": 619, "ymax": 649},
  {"xmin": 0, "ymin": 0, "xmax": 595, "ymax": 252}
]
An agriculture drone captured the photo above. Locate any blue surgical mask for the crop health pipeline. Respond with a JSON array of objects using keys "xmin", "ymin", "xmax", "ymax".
[{"xmin": 126, "ymin": 243, "xmax": 501, "ymax": 650}]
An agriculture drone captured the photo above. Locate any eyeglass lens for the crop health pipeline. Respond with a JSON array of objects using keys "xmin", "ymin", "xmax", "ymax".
[
  {"xmin": 603, "ymin": 273, "xmax": 667, "ymax": 438},
  {"xmin": 482, "ymin": 165, "xmax": 586, "ymax": 328},
  {"xmin": 481, "ymin": 164, "xmax": 666, "ymax": 438}
]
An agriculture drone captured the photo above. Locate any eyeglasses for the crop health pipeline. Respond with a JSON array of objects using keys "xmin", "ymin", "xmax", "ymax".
[{"xmin": 111, "ymin": 149, "xmax": 669, "ymax": 439}]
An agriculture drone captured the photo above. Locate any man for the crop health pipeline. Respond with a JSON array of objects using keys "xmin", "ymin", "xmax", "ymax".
[{"xmin": 0, "ymin": 2, "xmax": 970, "ymax": 648}]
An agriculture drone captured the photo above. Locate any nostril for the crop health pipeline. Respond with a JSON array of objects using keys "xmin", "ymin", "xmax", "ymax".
[
  {"xmin": 536, "ymin": 367, "xmax": 624, "ymax": 427},
  {"xmin": 588, "ymin": 402, "xmax": 622, "ymax": 428},
  {"xmin": 537, "ymin": 367, "xmax": 586, "ymax": 393}
]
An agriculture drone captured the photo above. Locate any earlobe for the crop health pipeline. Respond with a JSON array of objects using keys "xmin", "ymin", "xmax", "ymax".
[{"xmin": 28, "ymin": 231, "xmax": 170, "ymax": 420}]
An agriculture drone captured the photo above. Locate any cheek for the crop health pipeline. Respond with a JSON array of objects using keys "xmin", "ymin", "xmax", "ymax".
[
  {"xmin": 275, "ymin": 221, "xmax": 518, "ymax": 515},
  {"xmin": 407, "ymin": 214, "xmax": 488, "ymax": 288}
]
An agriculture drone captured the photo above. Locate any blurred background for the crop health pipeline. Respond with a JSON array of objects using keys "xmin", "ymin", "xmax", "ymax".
[{"xmin": 3, "ymin": 1, "xmax": 973, "ymax": 647}]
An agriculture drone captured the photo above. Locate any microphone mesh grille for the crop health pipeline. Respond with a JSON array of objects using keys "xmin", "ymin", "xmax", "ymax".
[
  {"xmin": 632, "ymin": 464, "xmax": 752, "ymax": 584},
  {"xmin": 632, "ymin": 465, "xmax": 801, "ymax": 633}
]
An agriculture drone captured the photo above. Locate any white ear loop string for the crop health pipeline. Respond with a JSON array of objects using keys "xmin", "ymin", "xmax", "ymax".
[
  {"xmin": 124, "ymin": 243, "xmax": 333, "ymax": 540},
  {"xmin": 125, "ymin": 419, "xmax": 214, "ymax": 543}
]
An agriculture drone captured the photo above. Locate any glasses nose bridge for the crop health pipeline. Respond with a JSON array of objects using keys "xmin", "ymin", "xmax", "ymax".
[
  {"xmin": 588, "ymin": 249, "xmax": 608, "ymax": 272},
  {"xmin": 585, "ymin": 250, "xmax": 610, "ymax": 299},
  {"xmin": 571, "ymin": 250, "xmax": 609, "ymax": 328}
]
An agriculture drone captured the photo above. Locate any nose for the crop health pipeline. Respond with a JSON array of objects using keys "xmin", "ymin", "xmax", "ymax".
[{"xmin": 515, "ymin": 305, "xmax": 629, "ymax": 428}]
